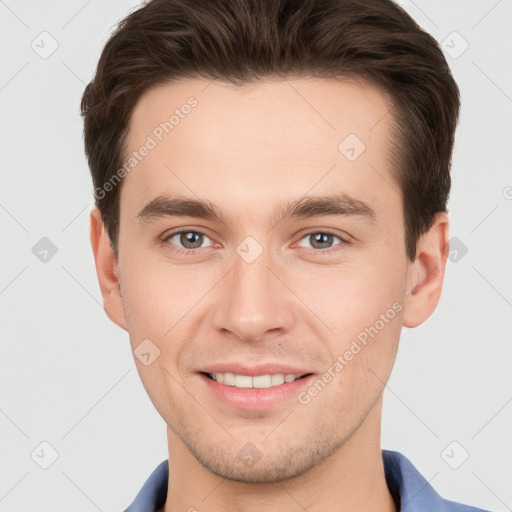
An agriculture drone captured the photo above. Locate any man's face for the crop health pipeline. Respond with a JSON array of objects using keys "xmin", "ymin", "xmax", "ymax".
[{"xmin": 112, "ymin": 78, "xmax": 413, "ymax": 482}]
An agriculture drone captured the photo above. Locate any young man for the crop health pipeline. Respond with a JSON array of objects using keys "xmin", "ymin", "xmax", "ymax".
[{"xmin": 81, "ymin": 0, "xmax": 492, "ymax": 510}]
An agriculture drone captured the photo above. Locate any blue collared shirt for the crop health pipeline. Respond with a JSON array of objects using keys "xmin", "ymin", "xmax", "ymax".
[{"xmin": 123, "ymin": 449, "xmax": 493, "ymax": 511}]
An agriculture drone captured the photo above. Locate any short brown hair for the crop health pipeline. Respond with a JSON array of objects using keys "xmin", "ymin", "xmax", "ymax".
[{"xmin": 81, "ymin": 0, "xmax": 460, "ymax": 262}]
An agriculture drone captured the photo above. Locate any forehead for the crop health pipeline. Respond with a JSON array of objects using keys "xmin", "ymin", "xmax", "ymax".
[
  {"xmin": 127, "ymin": 76, "xmax": 393, "ymax": 153},
  {"xmin": 121, "ymin": 77, "xmax": 400, "ymax": 226}
]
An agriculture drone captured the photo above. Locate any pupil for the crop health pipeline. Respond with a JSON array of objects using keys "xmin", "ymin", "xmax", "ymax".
[
  {"xmin": 311, "ymin": 233, "xmax": 332, "ymax": 249},
  {"xmin": 182, "ymin": 231, "xmax": 202, "ymax": 249}
]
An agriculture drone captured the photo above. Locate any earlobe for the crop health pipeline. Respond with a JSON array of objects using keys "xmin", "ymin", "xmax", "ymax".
[
  {"xmin": 89, "ymin": 207, "xmax": 128, "ymax": 330},
  {"xmin": 402, "ymin": 212, "xmax": 450, "ymax": 328}
]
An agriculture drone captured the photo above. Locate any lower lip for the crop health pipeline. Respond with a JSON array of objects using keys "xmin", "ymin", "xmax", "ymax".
[{"xmin": 199, "ymin": 373, "xmax": 315, "ymax": 410}]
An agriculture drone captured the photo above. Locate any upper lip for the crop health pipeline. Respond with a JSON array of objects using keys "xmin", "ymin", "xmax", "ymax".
[{"xmin": 199, "ymin": 363, "xmax": 313, "ymax": 377}]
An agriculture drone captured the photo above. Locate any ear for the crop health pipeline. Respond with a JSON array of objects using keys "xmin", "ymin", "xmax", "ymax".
[
  {"xmin": 89, "ymin": 207, "xmax": 128, "ymax": 330},
  {"xmin": 402, "ymin": 212, "xmax": 450, "ymax": 328}
]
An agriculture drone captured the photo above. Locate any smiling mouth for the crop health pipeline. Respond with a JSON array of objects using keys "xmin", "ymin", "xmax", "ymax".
[{"xmin": 202, "ymin": 372, "xmax": 313, "ymax": 389}]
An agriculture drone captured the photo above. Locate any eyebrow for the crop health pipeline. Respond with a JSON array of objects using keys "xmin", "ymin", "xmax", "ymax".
[{"xmin": 136, "ymin": 193, "xmax": 377, "ymax": 226}]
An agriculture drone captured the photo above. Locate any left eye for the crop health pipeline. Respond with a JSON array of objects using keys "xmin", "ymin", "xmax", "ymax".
[
  {"xmin": 164, "ymin": 230, "xmax": 214, "ymax": 251},
  {"xmin": 296, "ymin": 232, "xmax": 345, "ymax": 250}
]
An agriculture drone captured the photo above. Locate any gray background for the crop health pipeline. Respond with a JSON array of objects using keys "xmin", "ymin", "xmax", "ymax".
[{"xmin": 1, "ymin": 0, "xmax": 511, "ymax": 510}]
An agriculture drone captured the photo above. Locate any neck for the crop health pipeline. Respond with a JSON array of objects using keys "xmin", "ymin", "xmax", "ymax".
[{"xmin": 162, "ymin": 396, "xmax": 396, "ymax": 512}]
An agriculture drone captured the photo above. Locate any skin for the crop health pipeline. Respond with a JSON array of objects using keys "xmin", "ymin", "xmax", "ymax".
[{"xmin": 90, "ymin": 77, "xmax": 449, "ymax": 512}]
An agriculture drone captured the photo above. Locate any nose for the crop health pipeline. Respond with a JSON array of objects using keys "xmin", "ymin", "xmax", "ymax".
[{"xmin": 211, "ymin": 244, "xmax": 296, "ymax": 343}]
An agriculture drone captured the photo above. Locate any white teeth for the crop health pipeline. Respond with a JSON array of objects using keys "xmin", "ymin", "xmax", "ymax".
[
  {"xmin": 223, "ymin": 372, "xmax": 235, "ymax": 386},
  {"xmin": 234, "ymin": 375, "xmax": 253, "ymax": 388},
  {"xmin": 271, "ymin": 374, "xmax": 285, "ymax": 386},
  {"xmin": 209, "ymin": 372, "xmax": 300, "ymax": 388},
  {"xmin": 253, "ymin": 375, "xmax": 272, "ymax": 388}
]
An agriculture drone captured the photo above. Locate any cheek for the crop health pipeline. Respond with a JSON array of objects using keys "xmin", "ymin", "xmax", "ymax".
[
  {"xmin": 289, "ymin": 258, "xmax": 404, "ymax": 335},
  {"xmin": 119, "ymin": 254, "xmax": 216, "ymax": 348},
  {"xmin": 323, "ymin": 315, "xmax": 400, "ymax": 422},
  {"xmin": 291, "ymin": 260, "xmax": 403, "ymax": 387},
  {"xmin": 119, "ymin": 260, "xmax": 173, "ymax": 338}
]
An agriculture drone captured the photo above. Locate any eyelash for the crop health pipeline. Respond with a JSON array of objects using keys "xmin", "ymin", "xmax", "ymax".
[{"xmin": 159, "ymin": 228, "xmax": 351, "ymax": 257}]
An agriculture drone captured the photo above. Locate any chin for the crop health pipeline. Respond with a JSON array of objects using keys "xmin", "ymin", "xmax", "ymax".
[{"xmin": 188, "ymin": 438, "xmax": 341, "ymax": 484}]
